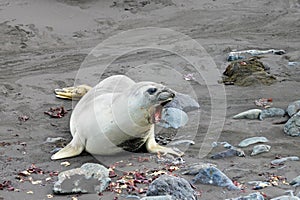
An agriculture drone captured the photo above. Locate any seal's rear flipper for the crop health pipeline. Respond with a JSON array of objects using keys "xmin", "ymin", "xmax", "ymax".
[{"xmin": 51, "ymin": 137, "xmax": 85, "ymax": 160}]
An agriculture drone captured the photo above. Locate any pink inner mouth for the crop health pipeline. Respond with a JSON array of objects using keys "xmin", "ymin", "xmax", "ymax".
[{"xmin": 152, "ymin": 105, "xmax": 163, "ymax": 123}]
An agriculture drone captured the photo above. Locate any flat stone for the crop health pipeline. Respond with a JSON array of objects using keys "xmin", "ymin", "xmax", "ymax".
[
  {"xmin": 53, "ymin": 163, "xmax": 110, "ymax": 194},
  {"xmin": 147, "ymin": 175, "xmax": 197, "ymax": 200}
]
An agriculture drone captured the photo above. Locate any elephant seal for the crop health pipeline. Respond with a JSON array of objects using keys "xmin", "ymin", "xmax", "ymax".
[{"xmin": 51, "ymin": 75, "xmax": 187, "ymax": 160}]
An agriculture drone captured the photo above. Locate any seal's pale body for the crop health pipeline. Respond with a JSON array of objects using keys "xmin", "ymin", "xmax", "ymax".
[{"xmin": 51, "ymin": 75, "xmax": 181, "ymax": 159}]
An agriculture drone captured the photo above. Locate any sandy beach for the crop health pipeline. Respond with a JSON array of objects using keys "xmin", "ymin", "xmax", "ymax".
[{"xmin": 1, "ymin": 0, "xmax": 300, "ymax": 199}]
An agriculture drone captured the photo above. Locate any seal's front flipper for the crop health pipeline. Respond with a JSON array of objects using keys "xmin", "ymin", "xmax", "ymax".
[
  {"xmin": 146, "ymin": 126, "xmax": 184, "ymax": 157},
  {"xmin": 51, "ymin": 136, "xmax": 85, "ymax": 160},
  {"xmin": 55, "ymin": 85, "xmax": 92, "ymax": 100}
]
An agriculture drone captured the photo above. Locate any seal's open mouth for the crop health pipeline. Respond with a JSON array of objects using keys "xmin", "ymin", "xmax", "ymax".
[{"xmin": 151, "ymin": 98, "xmax": 173, "ymax": 124}]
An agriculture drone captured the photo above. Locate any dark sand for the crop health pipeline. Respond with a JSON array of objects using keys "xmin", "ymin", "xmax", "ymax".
[{"xmin": 1, "ymin": 0, "xmax": 300, "ymax": 199}]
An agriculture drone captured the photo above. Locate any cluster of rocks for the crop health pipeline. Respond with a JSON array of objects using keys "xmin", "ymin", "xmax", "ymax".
[
  {"xmin": 233, "ymin": 100, "xmax": 300, "ymax": 137},
  {"xmin": 52, "ymin": 162, "xmax": 300, "ymax": 199}
]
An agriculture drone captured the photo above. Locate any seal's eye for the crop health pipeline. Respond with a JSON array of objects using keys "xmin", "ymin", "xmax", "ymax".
[{"xmin": 146, "ymin": 88, "xmax": 157, "ymax": 95}]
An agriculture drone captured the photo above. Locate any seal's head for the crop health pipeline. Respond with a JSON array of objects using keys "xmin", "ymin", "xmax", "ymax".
[{"xmin": 125, "ymin": 82, "xmax": 175, "ymax": 126}]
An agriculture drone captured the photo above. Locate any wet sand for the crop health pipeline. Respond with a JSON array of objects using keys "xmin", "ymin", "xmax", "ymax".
[{"xmin": 1, "ymin": 0, "xmax": 300, "ymax": 199}]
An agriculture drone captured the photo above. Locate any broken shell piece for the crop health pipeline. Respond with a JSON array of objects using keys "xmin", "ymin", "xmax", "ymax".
[
  {"xmin": 233, "ymin": 109, "xmax": 262, "ymax": 120},
  {"xmin": 60, "ymin": 161, "xmax": 71, "ymax": 167},
  {"xmin": 44, "ymin": 137, "xmax": 67, "ymax": 144},
  {"xmin": 238, "ymin": 137, "xmax": 269, "ymax": 147},
  {"xmin": 31, "ymin": 180, "xmax": 42, "ymax": 185},
  {"xmin": 251, "ymin": 144, "xmax": 271, "ymax": 156}
]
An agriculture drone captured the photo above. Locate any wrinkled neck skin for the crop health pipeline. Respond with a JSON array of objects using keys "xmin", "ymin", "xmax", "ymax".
[{"xmin": 111, "ymin": 90, "xmax": 153, "ymax": 138}]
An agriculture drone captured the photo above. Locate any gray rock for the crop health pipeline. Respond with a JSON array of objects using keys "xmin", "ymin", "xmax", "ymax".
[
  {"xmin": 287, "ymin": 100, "xmax": 300, "ymax": 117},
  {"xmin": 191, "ymin": 165, "xmax": 240, "ymax": 190},
  {"xmin": 284, "ymin": 111, "xmax": 300, "ymax": 136},
  {"xmin": 259, "ymin": 108, "xmax": 286, "ymax": 120},
  {"xmin": 146, "ymin": 175, "xmax": 197, "ymax": 200},
  {"xmin": 53, "ymin": 163, "xmax": 110, "ymax": 194},
  {"xmin": 226, "ymin": 192, "xmax": 265, "ymax": 200}
]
